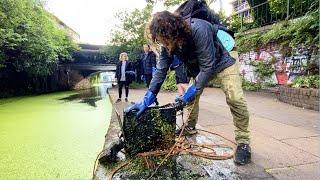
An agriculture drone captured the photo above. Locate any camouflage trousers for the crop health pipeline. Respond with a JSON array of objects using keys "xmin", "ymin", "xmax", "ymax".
[{"xmin": 186, "ymin": 52, "xmax": 250, "ymax": 144}]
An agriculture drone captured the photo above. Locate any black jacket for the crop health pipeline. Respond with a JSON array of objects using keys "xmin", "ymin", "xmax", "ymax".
[
  {"xmin": 140, "ymin": 51, "xmax": 157, "ymax": 75},
  {"xmin": 115, "ymin": 61, "xmax": 134, "ymax": 82},
  {"xmin": 149, "ymin": 18, "xmax": 236, "ymax": 95}
]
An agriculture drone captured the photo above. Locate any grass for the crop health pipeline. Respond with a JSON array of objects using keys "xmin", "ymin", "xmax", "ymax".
[{"xmin": 129, "ymin": 81, "xmax": 147, "ymax": 89}]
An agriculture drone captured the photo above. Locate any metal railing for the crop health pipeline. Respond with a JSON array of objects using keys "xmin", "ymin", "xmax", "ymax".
[{"xmin": 236, "ymin": 0, "xmax": 316, "ymax": 29}]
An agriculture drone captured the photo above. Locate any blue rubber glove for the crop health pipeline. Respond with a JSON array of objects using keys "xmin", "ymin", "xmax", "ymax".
[
  {"xmin": 170, "ymin": 55, "xmax": 183, "ymax": 70},
  {"xmin": 152, "ymin": 67, "xmax": 157, "ymax": 76},
  {"xmin": 124, "ymin": 90, "xmax": 156, "ymax": 116},
  {"xmin": 175, "ymin": 84, "xmax": 197, "ymax": 105}
]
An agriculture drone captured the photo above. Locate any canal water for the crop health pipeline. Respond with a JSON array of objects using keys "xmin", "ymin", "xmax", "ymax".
[{"xmin": 0, "ymin": 81, "xmax": 112, "ymax": 179}]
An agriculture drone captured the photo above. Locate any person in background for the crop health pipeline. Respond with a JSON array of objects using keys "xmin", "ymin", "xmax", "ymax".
[
  {"xmin": 141, "ymin": 44, "xmax": 157, "ymax": 87},
  {"xmin": 141, "ymin": 44, "xmax": 159, "ymax": 105},
  {"xmin": 115, "ymin": 52, "xmax": 134, "ymax": 103},
  {"xmin": 171, "ymin": 55, "xmax": 189, "ymax": 96}
]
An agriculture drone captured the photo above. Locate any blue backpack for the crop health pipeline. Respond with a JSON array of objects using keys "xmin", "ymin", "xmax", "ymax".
[{"xmin": 175, "ymin": 0, "xmax": 235, "ymax": 52}]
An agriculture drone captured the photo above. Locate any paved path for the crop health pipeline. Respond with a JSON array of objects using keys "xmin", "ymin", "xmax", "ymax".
[{"xmin": 120, "ymin": 88, "xmax": 319, "ymax": 180}]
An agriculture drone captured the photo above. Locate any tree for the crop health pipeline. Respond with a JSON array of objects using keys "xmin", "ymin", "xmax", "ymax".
[
  {"xmin": 0, "ymin": 0, "xmax": 78, "ymax": 96},
  {"xmin": 106, "ymin": 4, "xmax": 153, "ymax": 61},
  {"xmin": 268, "ymin": 0, "xmax": 317, "ymax": 18},
  {"xmin": 100, "ymin": 45, "xmax": 123, "ymax": 63},
  {"xmin": 243, "ymin": 0, "xmax": 317, "ymax": 29},
  {"xmin": 0, "ymin": 0, "xmax": 77, "ymax": 76},
  {"xmin": 229, "ymin": 13, "xmax": 243, "ymax": 33},
  {"xmin": 146, "ymin": 0, "xmax": 216, "ymax": 7},
  {"xmin": 106, "ymin": 0, "xmax": 222, "ymax": 61}
]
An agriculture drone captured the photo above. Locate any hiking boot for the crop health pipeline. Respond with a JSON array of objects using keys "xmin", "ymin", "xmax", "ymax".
[
  {"xmin": 234, "ymin": 143, "xmax": 251, "ymax": 165},
  {"xmin": 175, "ymin": 126, "xmax": 198, "ymax": 136},
  {"xmin": 125, "ymin": 98, "xmax": 128, "ymax": 102},
  {"xmin": 115, "ymin": 98, "xmax": 121, "ymax": 103}
]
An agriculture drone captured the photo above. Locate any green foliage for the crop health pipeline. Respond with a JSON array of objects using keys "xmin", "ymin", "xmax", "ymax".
[
  {"xmin": 123, "ymin": 106, "xmax": 176, "ymax": 157},
  {"xmin": 250, "ymin": 60, "xmax": 276, "ymax": 83},
  {"xmin": 161, "ymin": 71, "xmax": 178, "ymax": 92},
  {"xmin": 108, "ymin": 4, "xmax": 153, "ymax": 61},
  {"xmin": 268, "ymin": 0, "xmax": 287, "ymax": 15},
  {"xmin": 237, "ymin": 33, "xmax": 262, "ymax": 52},
  {"xmin": 291, "ymin": 75, "xmax": 320, "ymax": 89},
  {"xmin": 245, "ymin": 0, "xmax": 272, "ymax": 27},
  {"xmin": 229, "ymin": 13, "xmax": 243, "ymax": 33},
  {"xmin": 242, "ymin": 79, "xmax": 262, "ymax": 91},
  {"xmin": 100, "ymin": 45, "xmax": 123, "ymax": 62},
  {"xmin": 129, "ymin": 81, "xmax": 146, "ymax": 89},
  {"xmin": 0, "ymin": 0, "xmax": 77, "ymax": 76},
  {"xmin": 146, "ymin": 0, "xmax": 214, "ymax": 7},
  {"xmin": 264, "ymin": 82, "xmax": 277, "ymax": 87},
  {"xmin": 268, "ymin": 0, "xmax": 318, "ymax": 17},
  {"xmin": 235, "ymin": 0, "xmax": 317, "ymax": 32},
  {"xmin": 236, "ymin": 12, "xmax": 319, "ymax": 53},
  {"xmin": 163, "ymin": 0, "xmax": 185, "ymax": 7}
]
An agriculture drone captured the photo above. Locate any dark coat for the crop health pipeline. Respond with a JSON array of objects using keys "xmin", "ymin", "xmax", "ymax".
[
  {"xmin": 134, "ymin": 59, "xmax": 143, "ymax": 82},
  {"xmin": 149, "ymin": 18, "xmax": 236, "ymax": 95},
  {"xmin": 115, "ymin": 61, "xmax": 134, "ymax": 83},
  {"xmin": 140, "ymin": 51, "xmax": 157, "ymax": 75}
]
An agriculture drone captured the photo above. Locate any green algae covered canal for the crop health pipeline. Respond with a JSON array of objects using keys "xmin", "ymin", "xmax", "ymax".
[{"xmin": 0, "ymin": 86, "xmax": 111, "ymax": 179}]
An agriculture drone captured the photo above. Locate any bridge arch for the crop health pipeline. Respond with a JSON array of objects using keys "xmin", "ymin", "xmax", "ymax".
[{"xmin": 58, "ymin": 43, "xmax": 118, "ymax": 90}]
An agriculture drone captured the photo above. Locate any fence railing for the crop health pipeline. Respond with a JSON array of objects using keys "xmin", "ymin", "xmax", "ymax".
[{"xmin": 237, "ymin": 0, "xmax": 316, "ymax": 29}]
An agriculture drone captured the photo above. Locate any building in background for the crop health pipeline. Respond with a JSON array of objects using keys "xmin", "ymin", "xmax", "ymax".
[
  {"xmin": 230, "ymin": 0, "xmax": 252, "ymax": 22},
  {"xmin": 51, "ymin": 14, "xmax": 80, "ymax": 43}
]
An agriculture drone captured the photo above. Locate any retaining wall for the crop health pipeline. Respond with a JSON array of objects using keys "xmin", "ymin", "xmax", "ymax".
[{"xmin": 278, "ymin": 86, "xmax": 319, "ymax": 111}]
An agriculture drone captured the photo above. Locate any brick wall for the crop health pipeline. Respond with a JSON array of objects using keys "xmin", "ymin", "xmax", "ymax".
[{"xmin": 278, "ymin": 86, "xmax": 319, "ymax": 111}]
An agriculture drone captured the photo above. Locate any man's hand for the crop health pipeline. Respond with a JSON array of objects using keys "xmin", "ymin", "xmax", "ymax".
[
  {"xmin": 124, "ymin": 102, "xmax": 145, "ymax": 116},
  {"xmin": 175, "ymin": 84, "xmax": 197, "ymax": 106},
  {"xmin": 174, "ymin": 98, "xmax": 185, "ymax": 111},
  {"xmin": 124, "ymin": 90, "xmax": 156, "ymax": 117}
]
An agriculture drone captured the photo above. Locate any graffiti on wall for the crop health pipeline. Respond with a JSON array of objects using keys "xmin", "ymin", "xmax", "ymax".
[{"xmin": 239, "ymin": 44, "xmax": 311, "ymax": 85}]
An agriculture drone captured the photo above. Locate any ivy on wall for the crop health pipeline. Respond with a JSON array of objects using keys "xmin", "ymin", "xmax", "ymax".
[{"xmin": 236, "ymin": 11, "xmax": 319, "ymax": 54}]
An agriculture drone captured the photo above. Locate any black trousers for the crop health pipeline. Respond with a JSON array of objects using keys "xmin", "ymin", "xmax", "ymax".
[
  {"xmin": 144, "ymin": 74, "xmax": 159, "ymax": 105},
  {"xmin": 145, "ymin": 74, "xmax": 152, "ymax": 87},
  {"xmin": 118, "ymin": 81, "xmax": 129, "ymax": 98}
]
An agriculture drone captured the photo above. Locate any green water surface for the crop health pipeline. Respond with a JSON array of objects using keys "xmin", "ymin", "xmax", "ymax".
[{"xmin": 0, "ymin": 88, "xmax": 111, "ymax": 179}]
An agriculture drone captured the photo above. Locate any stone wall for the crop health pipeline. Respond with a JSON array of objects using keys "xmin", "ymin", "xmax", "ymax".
[{"xmin": 278, "ymin": 86, "xmax": 319, "ymax": 111}]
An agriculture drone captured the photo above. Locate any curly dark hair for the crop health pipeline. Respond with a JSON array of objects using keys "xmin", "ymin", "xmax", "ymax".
[{"xmin": 146, "ymin": 11, "xmax": 191, "ymax": 53}]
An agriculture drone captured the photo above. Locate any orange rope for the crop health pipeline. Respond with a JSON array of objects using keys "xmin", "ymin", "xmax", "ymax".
[{"xmin": 109, "ymin": 161, "xmax": 131, "ymax": 180}]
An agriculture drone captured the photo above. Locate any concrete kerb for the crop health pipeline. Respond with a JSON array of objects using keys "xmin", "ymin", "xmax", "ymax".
[{"xmin": 93, "ymin": 90, "xmax": 129, "ymax": 180}]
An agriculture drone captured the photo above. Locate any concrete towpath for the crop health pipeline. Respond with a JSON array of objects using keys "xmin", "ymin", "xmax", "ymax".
[{"xmin": 118, "ymin": 87, "xmax": 319, "ymax": 180}]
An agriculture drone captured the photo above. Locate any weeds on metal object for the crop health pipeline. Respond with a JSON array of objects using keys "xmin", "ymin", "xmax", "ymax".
[
  {"xmin": 123, "ymin": 104, "xmax": 176, "ymax": 158},
  {"xmin": 96, "ymin": 95, "xmax": 235, "ymax": 180}
]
